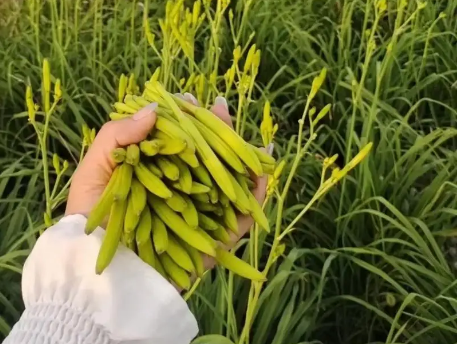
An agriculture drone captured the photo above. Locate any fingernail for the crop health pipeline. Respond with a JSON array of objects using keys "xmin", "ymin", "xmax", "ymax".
[
  {"xmin": 133, "ymin": 102, "xmax": 157, "ymax": 121},
  {"xmin": 174, "ymin": 93, "xmax": 185, "ymax": 100},
  {"xmin": 184, "ymin": 92, "xmax": 199, "ymax": 106},
  {"xmin": 214, "ymin": 96, "xmax": 228, "ymax": 111},
  {"xmin": 266, "ymin": 143, "xmax": 274, "ymax": 156}
]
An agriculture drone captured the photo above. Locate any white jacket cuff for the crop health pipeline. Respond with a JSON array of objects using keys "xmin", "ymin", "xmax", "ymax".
[
  {"xmin": 4, "ymin": 214, "xmax": 198, "ymax": 344},
  {"xmin": 4, "ymin": 303, "xmax": 111, "ymax": 344}
]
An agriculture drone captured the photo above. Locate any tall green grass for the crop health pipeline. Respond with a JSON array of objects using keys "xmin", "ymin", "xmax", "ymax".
[{"xmin": 1, "ymin": 0, "xmax": 457, "ymax": 343}]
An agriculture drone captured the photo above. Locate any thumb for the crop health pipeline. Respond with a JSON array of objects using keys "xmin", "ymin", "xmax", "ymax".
[{"xmin": 78, "ymin": 103, "xmax": 157, "ymax": 179}]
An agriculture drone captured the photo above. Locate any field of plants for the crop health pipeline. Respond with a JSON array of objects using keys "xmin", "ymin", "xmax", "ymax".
[{"xmin": 1, "ymin": 0, "xmax": 457, "ymax": 343}]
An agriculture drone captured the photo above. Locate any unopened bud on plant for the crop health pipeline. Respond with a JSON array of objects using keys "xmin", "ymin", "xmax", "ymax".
[
  {"xmin": 229, "ymin": 9, "xmax": 234, "ymax": 21},
  {"xmin": 386, "ymin": 293, "xmax": 396, "ymax": 307},
  {"xmin": 239, "ymin": 74, "xmax": 251, "ymax": 95},
  {"xmin": 53, "ymin": 153, "xmax": 61, "ymax": 174},
  {"xmin": 42, "ymin": 59, "xmax": 51, "ymax": 92},
  {"xmin": 225, "ymin": 65, "xmax": 236, "ymax": 89},
  {"xmin": 54, "ymin": 79, "xmax": 62, "ymax": 101},
  {"xmin": 439, "ymin": 12, "xmax": 446, "ymax": 19},
  {"xmin": 192, "ymin": 0, "xmax": 201, "ymax": 25},
  {"xmin": 244, "ymin": 44, "xmax": 257, "ymax": 73},
  {"xmin": 146, "ymin": 31, "xmax": 155, "ymax": 47},
  {"xmin": 150, "ymin": 67, "xmax": 161, "ymax": 83},
  {"xmin": 210, "ymin": 71, "xmax": 217, "ymax": 86},
  {"xmin": 62, "ymin": 160, "xmax": 69, "ymax": 172},
  {"xmin": 118, "ymin": 74, "xmax": 128, "ymax": 102},
  {"xmin": 90, "ymin": 128, "xmax": 96, "ymax": 145},
  {"xmin": 197, "ymin": 73, "xmax": 205, "ymax": 100},
  {"xmin": 184, "ymin": 73, "xmax": 195, "ymax": 91},
  {"xmin": 127, "ymin": 74, "xmax": 136, "ymax": 95},
  {"xmin": 327, "ymin": 154, "xmax": 338, "ymax": 167},
  {"xmin": 376, "ymin": 0, "xmax": 387, "ymax": 14},
  {"xmin": 346, "ymin": 142, "xmax": 373, "ymax": 169},
  {"xmin": 233, "ymin": 46, "xmax": 241, "ymax": 62},
  {"xmin": 273, "ymin": 160, "xmax": 285, "ymax": 180},
  {"xmin": 309, "ymin": 107, "xmax": 316, "ymax": 117},
  {"xmin": 42, "ymin": 58, "xmax": 51, "ymax": 113},
  {"xmin": 185, "ymin": 9, "xmax": 192, "ymax": 27},
  {"xmin": 417, "ymin": 1, "xmax": 427, "ymax": 10},
  {"xmin": 309, "ymin": 67, "xmax": 327, "ymax": 100},
  {"xmin": 26, "ymin": 85, "xmax": 36, "ymax": 122},
  {"xmin": 272, "ymin": 243, "xmax": 285, "ymax": 264},
  {"xmin": 252, "ymin": 50, "xmax": 261, "ymax": 75},
  {"xmin": 260, "ymin": 100, "xmax": 273, "ymax": 146},
  {"xmin": 312, "ymin": 104, "xmax": 332, "ymax": 126},
  {"xmin": 82, "ymin": 124, "xmax": 90, "ymax": 146}
]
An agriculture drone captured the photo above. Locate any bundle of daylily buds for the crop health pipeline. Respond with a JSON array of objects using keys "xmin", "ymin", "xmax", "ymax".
[{"xmin": 84, "ymin": 77, "xmax": 276, "ymax": 290}]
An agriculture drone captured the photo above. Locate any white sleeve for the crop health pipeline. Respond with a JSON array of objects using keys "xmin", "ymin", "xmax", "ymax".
[{"xmin": 3, "ymin": 214, "xmax": 198, "ymax": 344}]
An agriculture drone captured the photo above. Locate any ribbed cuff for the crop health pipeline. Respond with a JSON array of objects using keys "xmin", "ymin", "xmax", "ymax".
[{"xmin": 4, "ymin": 303, "xmax": 114, "ymax": 344}]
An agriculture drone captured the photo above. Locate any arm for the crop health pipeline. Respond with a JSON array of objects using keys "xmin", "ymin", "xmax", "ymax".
[
  {"xmin": 4, "ymin": 96, "xmax": 268, "ymax": 344},
  {"xmin": 4, "ymin": 214, "xmax": 197, "ymax": 344},
  {"xmin": 5, "ymin": 104, "xmax": 197, "ymax": 344}
]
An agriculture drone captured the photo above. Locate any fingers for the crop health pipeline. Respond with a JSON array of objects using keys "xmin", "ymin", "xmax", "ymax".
[
  {"xmin": 178, "ymin": 92, "xmax": 233, "ymax": 129},
  {"xmin": 74, "ymin": 104, "xmax": 157, "ymax": 181},
  {"xmin": 211, "ymin": 96, "xmax": 233, "ymax": 128}
]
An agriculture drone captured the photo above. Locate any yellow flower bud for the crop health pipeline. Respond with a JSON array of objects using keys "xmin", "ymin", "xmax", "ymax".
[
  {"xmin": 196, "ymin": 74, "xmax": 205, "ymax": 102},
  {"xmin": 225, "ymin": 65, "xmax": 236, "ymax": 88},
  {"xmin": 52, "ymin": 153, "xmax": 61, "ymax": 174},
  {"xmin": 82, "ymin": 124, "xmax": 90, "ymax": 146},
  {"xmin": 54, "ymin": 79, "xmax": 62, "ymax": 101},
  {"xmin": 118, "ymin": 74, "xmax": 128, "ymax": 102},
  {"xmin": 272, "ymin": 123, "xmax": 278, "ymax": 136},
  {"xmin": 90, "ymin": 128, "xmax": 96, "ymax": 145},
  {"xmin": 209, "ymin": 71, "xmax": 217, "ymax": 86},
  {"xmin": 309, "ymin": 67, "xmax": 327, "ymax": 100},
  {"xmin": 184, "ymin": 73, "xmax": 196, "ymax": 91},
  {"xmin": 244, "ymin": 44, "xmax": 257, "ymax": 73},
  {"xmin": 273, "ymin": 160, "xmax": 286, "ymax": 180},
  {"xmin": 26, "ymin": 85, "xmax": 36, "ymax": 122},
  {"xmin": 346, "ymin": 142, "xmax": 373, "ymax": 169},
  {"xmin": 42, "ymin": 58, "xmax": 51, "ymax": 113},
  {"xmin": 192, "ymin": 0, "xmax": 201, "ymax": 26},
  {"xmin": 146, "ymin": 31, "xmax": 155, "ymax": 47},
  {"xmin": 233, "ymin": 46, "xmax": 242, "ymax": 63},
  {"xmin": 127, "ymin": 73, "xmax": 136, "ymax": 95},
  {"xmin": 309, "ymin": 107, "xmax": 316, "ymax": 117},
  {"xmin": 150, "ymin": 67, "xmax": 161, "ymax": 83},
  {"xmin": 238, "ymin": 74, "xmax": 251, "ymax": 95},
  {"xmin": 327, "ymin": 154, "xmax": 338, "ymax": 167},
  {"xmin": 62, "ymin": 160, "xmax": 69, "ymax": 172},
  {"xmin": 249, "ymin": 49, "xmax": 261, "ymax": 77},
  {"xmin": 312, "ymin": 104, "xmax": 332, "ymax": 126},
  {"xmin": 271, "ymin": 243, "xmax": 285, "ymax": 264},
  {"xmin": 376, "ymin": 0, "xmax": 387, "ymax": 14},
  {"xmin": 417, "ymin": 1, "xmax": 427, "ymax": 10}
]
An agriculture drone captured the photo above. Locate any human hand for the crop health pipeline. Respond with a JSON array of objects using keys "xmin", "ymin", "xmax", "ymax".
[{"xmin": 65, "ymin": 103, "xmax": 158, "ymax": 217}]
